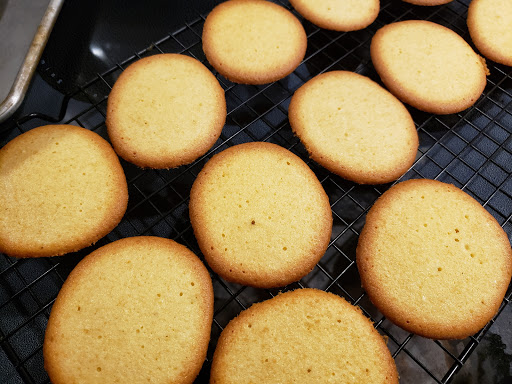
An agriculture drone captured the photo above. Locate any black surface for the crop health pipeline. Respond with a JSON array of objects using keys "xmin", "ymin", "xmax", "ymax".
[{"xmin": 1, "ymin": 0, "xmax": 512, "ymax": 383}]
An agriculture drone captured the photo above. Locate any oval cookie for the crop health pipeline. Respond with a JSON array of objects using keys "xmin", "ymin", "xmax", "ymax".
[
  {"xmin": 0, "ymin": 125, "xmax": 127, "ymax": 258},
  {"xmin": 356, "ymin": 179, "xmax": 512, "ymax": 339},
  {"xmin": 106, "ymin": 53, "xmax": 226, "ymax": 169},
  {"xmin": 468, "ymin": 0, "xmax": 512, "ymax": 67},
  {"xmin": 289, "ymin": 71, "xmax": 418, "ymax": 184},
  {"xmin": 202, "ymin": 0, "xmax": 307, "ymax": 84},
  {"xmin": 289, "ymin": 0, "xmax": 379, "ymax": 32},
  {"xmin": 371, "ymin": 20, "xmax": 488, "ymax": 114},
  {"xmin": 211, "ymin": 289, "xmax": 399, "ymax": 384},
  {"xmin": 189, "ymin": 142, "xmax": 332, "ymax": 288},
  {"xmin": 44, "ymin": 236, "xmax": 214, "ymax": 384}
]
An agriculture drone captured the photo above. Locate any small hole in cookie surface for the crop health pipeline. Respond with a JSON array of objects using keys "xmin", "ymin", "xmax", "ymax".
[{"xmin": 438, "ymin": 267, "xmax": 442, "ymax": 271}]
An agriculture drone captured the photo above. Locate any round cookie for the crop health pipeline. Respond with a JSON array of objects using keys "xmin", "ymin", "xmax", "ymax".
[
  {"xmin": 289, "ymin": 71, "xmax": 418, "ymax": 184},
  {"xmin": 189, "ymin": 142, "xmax": 332, "ymax": 288},
  {"xmin": 211, "ymin": 288, "xmax": 399, "ymax": 384},
  {"xmin": 289, "ymin": 0, "xmax": 379, "ymax": 32},
  {"xmin": 356, "ymin": 179, "xmax": 512, "ymax": 340},
  {"xmin": 468, "ymin": 0, "xmax": 512, "ymax": 67},
  {"xmin": 402, "ymin": 0, "xmax": 453, "ymax": 5},
  {"xmin": 44, "ymin": 236, "xmax": 214, "ymax": 384},
  {"xmin": 106, "ymin": 53, "xmax": 226, "ymax": 169},
  {"xmin": 0, "ymin": 125, "xmax": 127, "ymax": 258},
  {"xmin": 371, "ymin": 20, "xmax": 488, "ymax": 114},
  {"xmin": 202, "ymin": 0, "xmax": 307, "ymax": 84}
]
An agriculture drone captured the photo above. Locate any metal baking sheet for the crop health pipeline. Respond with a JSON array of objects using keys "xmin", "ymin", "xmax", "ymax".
[{"xmin": 0, "ymin": 0, "xmax": 64, "ymax": 123}]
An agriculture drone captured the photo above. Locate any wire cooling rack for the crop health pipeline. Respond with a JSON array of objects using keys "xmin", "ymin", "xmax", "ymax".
[{"xmin": 1, "ymin": 0, "xmax": 511, "ymax": 383}]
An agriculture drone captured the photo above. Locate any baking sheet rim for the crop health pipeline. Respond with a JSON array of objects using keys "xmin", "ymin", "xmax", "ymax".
[{"xmin": 0, "ymin": 0, "xmax": 65, "ymax": 123}]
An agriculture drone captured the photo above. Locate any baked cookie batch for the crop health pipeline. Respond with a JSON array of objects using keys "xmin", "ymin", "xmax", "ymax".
[{"xmin": 0, "ymin": 0, "xmax": 510, "ymax": 383}]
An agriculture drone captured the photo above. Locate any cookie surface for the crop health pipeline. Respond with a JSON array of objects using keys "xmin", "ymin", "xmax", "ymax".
[
  {"xmin": 371, "ymin": 20, "xmax": 488, "ymax": 114},
  {"xmin": 202, "ymin": 0, "xmax": 307, "ymax": 84},
  {"xmin": 357, "ymin": 179, "xmax": 512, "ymax": 339},
  {"xmin": 211, "ymin": 288, "xmax": 399, "ymax": 384},
  {"xmin": 189, "ymin": 142, "xmax": 332, "ymax": 288},
  {"xmin": 44, "ymin": 236, "xmax": 214, "ymax": 384},
  {"xmin": 402, "ymin": 0, "xmax": 453, "ymax": 5},
  {"xmin": 289, "ymin": 0, "xmax": 379, "ymax": 31},
  {"xmin": 289, "ymin": 71, "xmax": 418, "ymax": 184},
  {"xmin": 0, "ymin": 125, "xmax": 127, "ymax": 258},
  {"xmin": 468, "ymin": 0, "xmax": 512, "ymax": 66},
  {"xmin": 106, "ymin": 53, "xmax": 226, "ymax": 168}
]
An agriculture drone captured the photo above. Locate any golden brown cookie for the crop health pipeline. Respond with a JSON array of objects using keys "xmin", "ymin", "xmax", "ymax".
[
  {"xmin": 211, "ymin": 288, "xmax": 399, "ymax": 384},
  {"xmin": 202, "ymin": 0, "xmax": 307, "ymax": 84},
  {"xmin": 371, "ymin": 20, "xmax": 488, "ymax": 114},
  {"xmin": 468, "ymin": 0, "xmax": 512, "ymax": 66},
  {"xmin": 402, "ymin": 0, "xmax": 453, "ymax": 5},
  {"xmin": 106, "ymin": 53, "xmax": 226, "ymax": 169},
  {"xmin": 289, "ymin": 71, "xmax": 418, "ymax": 184},
  {"xmin": 357, "ymin": 179, "xmax": 512, "ymax": 339},
  {"xmin": 44, "ymin": 236, "xmax": 214, "ymax": 384},
  {"xmin": 289, "ymin": 0, "xmax": 380, "ymax": 32},
  {"xmin": 0, "ymin": 124, "xmax": 127, "ymax": 258},
  {"xmin": 189, "ymin": 142, "xmax": 332, "ymax": 288}
]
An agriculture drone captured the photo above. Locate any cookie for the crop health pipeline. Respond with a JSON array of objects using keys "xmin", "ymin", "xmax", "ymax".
[
  {"xmin": 289, "ymin": 71, "xmax": 418, "ymax": 184},
  {"xmin": 468, "ymin": 0, "xmax": 512, "ymax": 67},
  {"xmin": 211, "ymin": 288, "xmax": 399, "ymax": 384},
  {"xmin": 202, "ymin": 0, "xmax": 307, "ymax": 84},
  {"xmin": 106, "ymin": 53, "xmax": 226, "ymax": 169},
  {"xmin": 371, "ymin": 20, "xmax": 488, "ymax": 114},
  {"xmin": 189, "ymin": 142, "xmax": 332, "ymax": 288},
  {"xmin": 402, "ymin": 0, "xmax": 453, "ymax": 5},
  {"xmin": 44, "ymin": 236, "xmax": 214, "ymax": 384},
  {"xmin": 0, "ymin": 125, "xmax": 127, "ymax": 258},
  {"xmin": 356, "ymin": 179, "xmax": 512, "ymax": 340},
  {"xmin": 289, "ymin": 0, "xmax": 379, "ymax": 32}
]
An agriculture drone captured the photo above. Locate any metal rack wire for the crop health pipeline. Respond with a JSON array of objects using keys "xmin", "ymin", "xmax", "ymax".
[{"xmin": 1, "ymin": 0, "xmax": 511, "ymax": 383}]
